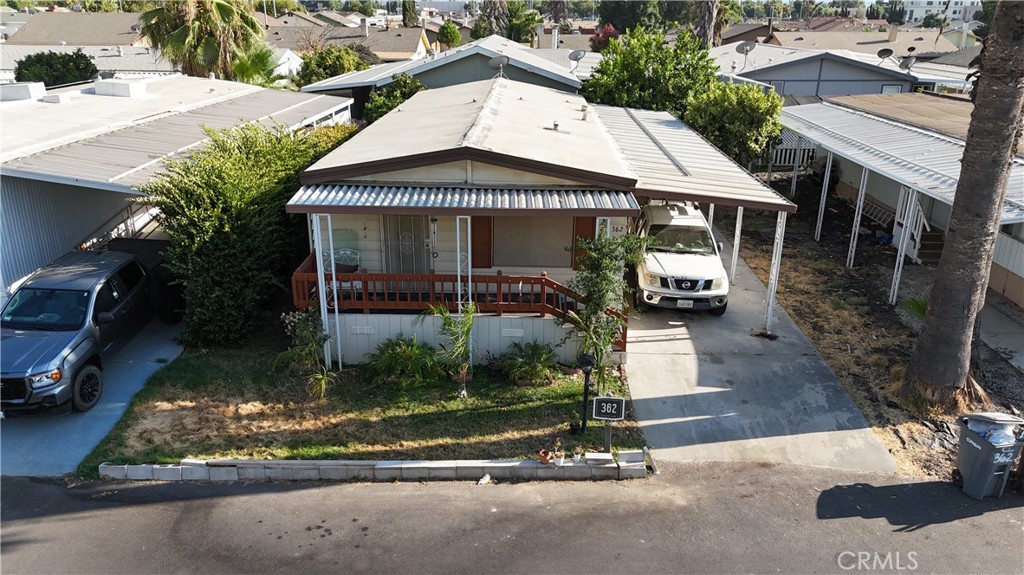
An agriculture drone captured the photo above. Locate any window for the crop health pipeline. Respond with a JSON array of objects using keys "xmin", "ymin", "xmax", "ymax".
[
  {"xmin": 881, "ymin": 85, "xmax": 903, "ymax": 94},
  {"xmin": 492, "ymin": 217, "xmax": 573, "ymax": 268},
  {"xmin": 116, "ymin": 261, "xmax": 145, "ymax": 292},
  {"xmin": 93, "ymin": 280, "xmax": 120, "ymax": 316}
]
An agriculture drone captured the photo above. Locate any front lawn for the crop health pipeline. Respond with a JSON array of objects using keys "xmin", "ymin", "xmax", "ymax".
[{"xmin": 78, "ymin": 340, "xmax": 642, "ymax": 479}]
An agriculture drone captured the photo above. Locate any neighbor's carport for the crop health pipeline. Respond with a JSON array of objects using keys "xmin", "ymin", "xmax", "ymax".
[{"xmin": 779, "ymin": 101, "xmax": 1024, "ymax": 304}]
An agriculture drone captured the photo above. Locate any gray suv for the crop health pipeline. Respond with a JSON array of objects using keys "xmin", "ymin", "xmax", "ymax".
[{"xmin": 1, "ymin": 250, "xmax": 153, "ymax": 413}]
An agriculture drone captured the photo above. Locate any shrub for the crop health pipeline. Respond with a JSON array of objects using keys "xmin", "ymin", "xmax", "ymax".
[
  {"xmin": 494, "ymin": 341, "xmax": 557, "ymax": 385},
  {"xmin": 363, "ymin": 73, "xmax": 426, "ymax": 124},
  {"xmin": 365, "ymin": 335, "xmax": 442, "ymax": 387},
  {"xmin": 273, "ymin": 308, "xmax": 333, "ymax": 401},
  {"xmin": 15, "ymin": 49, "xmax": 98, "ymax": 86}
]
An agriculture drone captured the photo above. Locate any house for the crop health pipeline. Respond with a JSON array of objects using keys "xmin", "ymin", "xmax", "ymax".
[
  {"xmin": 722, "ymin": 23, "xmax": 771, "ymax": 44},
  {"xmin": 1, "ymin": 45, "xmax": 175, "ymax": 83},
  {"xmin": 301, "ymin": 35, "xmax": 582, "ymax": 117},
  {"xmin": 286, "ymin": 78, "xmax": 795, "ymax": 365},
  {"xmin": 779, "ymin": 92, "xmax": 1024, "ymax": 308},
  {"xmin": 709, "ymin": 41, "xmax": 970, "ymax": 101},
  {"xmin": 264, "ymin": 22, "xmax": 428, "ymax": 61},
  {"xmin": 4, "ymin": 11, "xmax": 144, "ymax": 46},
  {"xmin": 0, "ymin": 75, "xmax": 352, "ymax": 302},
  {"xmin": 0, "ymin": 6, "xmax": 35, "ymax": 42},
  {"xmin": 766, "ymin": 28, "xmax": 958, "ymax": 57},
  {"xmin": 254, "ymin": 10, "xmax": 325, "ymax": 28},
  {"xmin": 313, "ymin": 11, "xmax": 364, "ymax": 27},
  {"xmin": 903, "ymin": 0, "xmax": 983, "ymax": 24}
]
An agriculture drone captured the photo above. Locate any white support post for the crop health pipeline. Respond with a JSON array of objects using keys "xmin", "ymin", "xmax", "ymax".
[
  {"xmin": 730, "ymin": 206, "xmax": 744, "ymax": 284},
  {"xmin": 707, "ymin": 203, "xmax": 715, "ymax": 228},
  {"xmin": 814, "ymin": 151, "xmax": 833, "ymax": 242},
  {"xmin": 456, "ymin": 215, "xmax": 473, "ymax": 361},
  {"xmin": 766, "ymin": 146, "xmax": 775, "ymax": 184},
  {"xmin": 789, "ymin": 137, "xmax": 803, "ymax": 198},
  {"xmin": 311, "ymin": 215, "xmax": 332, "ymax": 366},
  {"xmin": 889, "ymin": 188, "xmax": 918, "ymax": 304},
  {"xmin": 847, "ymin": 167, "xmax": 869, "ymax": 268},
  {"xmin": 326, "ymin": 214, "xmax": 342, "ymax": 369},
  {"xmin": 763, "ymin": 212, "xmax": 788, "ymax": 335}
]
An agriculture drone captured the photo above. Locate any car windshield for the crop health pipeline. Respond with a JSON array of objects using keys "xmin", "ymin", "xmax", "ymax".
[
  {"xmin": 647, "ymin": 225, "xmax": 716, "ymax": 255},
  {"xmin": 1, "ymin": 288, "xmax": 89, "ymax": 331}
]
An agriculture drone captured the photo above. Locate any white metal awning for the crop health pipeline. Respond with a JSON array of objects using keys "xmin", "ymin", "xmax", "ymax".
[
  {"xmin": 781, "ymin": 102, "xmax": 1024, "ymax": 224},
  {"xmin": 286, "ymin": 185, "xmax": 640, "ymax": 216}
]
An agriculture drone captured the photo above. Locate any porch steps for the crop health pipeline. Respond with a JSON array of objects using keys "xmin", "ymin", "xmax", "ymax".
[{"xmin": 917, "ymin": 229, "xmax": 945, "ymax": 265}]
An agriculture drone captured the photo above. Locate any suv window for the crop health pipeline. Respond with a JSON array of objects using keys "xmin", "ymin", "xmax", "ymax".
[
  {"xmin": 117, "ymin": 261, "xmax": 146, "ymax": 292},
  {"xmin": 93, "ymin": 280, "xmax": 121, "ymax": 317}
]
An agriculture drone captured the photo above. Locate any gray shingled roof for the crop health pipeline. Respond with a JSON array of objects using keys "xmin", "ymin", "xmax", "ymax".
[
  {"xmin": 265, "ymin": 25, "xmax": 424, "ymax": 59},
  {"xmin": 929, "ymin": 44, "xmax": 982, "ymax": 68},
  {"xmin": 768, "ymin": 29, "xmax": 958, "ymax": 55},
  {"xmin": 5, "ymin": 11, "xmax": 143, "ymax": 46}
]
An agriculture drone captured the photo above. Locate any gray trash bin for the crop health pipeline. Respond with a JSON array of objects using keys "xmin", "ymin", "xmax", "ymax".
[{"xmin": 954, "ymin": 412, "xmax": 1024, "ymax": 500}]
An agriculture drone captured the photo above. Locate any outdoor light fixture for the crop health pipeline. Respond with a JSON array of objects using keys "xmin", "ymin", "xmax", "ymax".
[{"xmin": 577, "ymin": 353, "xmax": 596, "ymax": 434}]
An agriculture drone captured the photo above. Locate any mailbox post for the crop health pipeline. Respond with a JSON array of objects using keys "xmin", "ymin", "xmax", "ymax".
[
  {"xmin": 577, "ymin": 354, "xmax": 595, "ymax": 434},
  {"xmin": 592, "ymin": 396, "xmax": 625, "ymax": 452}
]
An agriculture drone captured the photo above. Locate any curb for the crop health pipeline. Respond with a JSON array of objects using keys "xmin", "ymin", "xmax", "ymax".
[{"xmin": 98, "ymin": 450, "xmax": 650, "ymax": 483}]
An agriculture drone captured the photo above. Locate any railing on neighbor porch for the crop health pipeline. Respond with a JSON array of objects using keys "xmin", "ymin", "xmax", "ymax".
[{"xmin": 290, "ymin": 250, "xmax": 628, "ymax": 351}]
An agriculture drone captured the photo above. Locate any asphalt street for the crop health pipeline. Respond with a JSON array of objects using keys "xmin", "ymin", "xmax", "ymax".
[{"xmin": 3, "ymin": 462, "xmax": 1022, "ymax": 575}]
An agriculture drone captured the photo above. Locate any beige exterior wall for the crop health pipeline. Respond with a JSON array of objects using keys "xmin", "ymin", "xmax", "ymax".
[{"xmin": 349, "ymin": 160, "xmax": 582, "ymax": 186}]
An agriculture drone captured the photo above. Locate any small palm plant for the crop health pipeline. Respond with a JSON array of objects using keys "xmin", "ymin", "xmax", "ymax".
[{"xmin": 416, "ymin": 300, "xmax": 477, "ymax": 398}]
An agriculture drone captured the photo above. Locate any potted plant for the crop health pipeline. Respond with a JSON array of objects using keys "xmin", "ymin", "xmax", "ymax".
[
  {"xmin": 538, "ymin": 448, "xmax": 554, "ymax": 464},
  {"xmin": 553, "ymin": 438, "xmax": 565, "ymax": 466},
  {"xmin": 572, "ymin": 445, "xmax": 584, "ymax": 463}
]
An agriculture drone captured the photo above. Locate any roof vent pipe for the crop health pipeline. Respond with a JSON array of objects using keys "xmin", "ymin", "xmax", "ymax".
[
  {"xmin": 362, "ymin": 17, "xmax": 369, "ymax": 37},
  {"xmin": 117, "ymin": 45, "xmax": 123, "ymax": 56},
  {"xmin": 888, "ymin": 25, "xmax": 898, "ymax": 43}
]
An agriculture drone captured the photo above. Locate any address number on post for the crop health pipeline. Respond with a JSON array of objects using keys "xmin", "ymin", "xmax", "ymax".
[{"xmin": 592, "ymin": 397, "xmax": 625, "ymax": 421}]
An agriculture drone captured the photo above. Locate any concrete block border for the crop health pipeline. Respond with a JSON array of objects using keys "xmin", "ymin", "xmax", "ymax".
[{"xmin": 99, "ymin": 451, "xmax": 652, "ymax": 483}]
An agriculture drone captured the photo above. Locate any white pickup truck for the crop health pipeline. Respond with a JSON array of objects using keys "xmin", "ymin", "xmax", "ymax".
[{"xmin": 633, "ymin": 202, "xmax": 729, "ymax": 316}]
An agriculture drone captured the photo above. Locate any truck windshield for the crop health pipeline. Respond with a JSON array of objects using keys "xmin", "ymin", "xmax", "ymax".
[
  {"xmin": 1, "ymin": 288, "xmax": 89, "ymax": 331},
  {"xmin": 647, "ymin": 225, "xmax": 716, "ymax": 255}
]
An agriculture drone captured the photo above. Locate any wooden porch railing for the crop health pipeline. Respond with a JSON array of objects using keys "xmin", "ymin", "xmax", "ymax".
[{"xmin": 290, "ymin": 250, "xmax": 628, "ymax": 351}]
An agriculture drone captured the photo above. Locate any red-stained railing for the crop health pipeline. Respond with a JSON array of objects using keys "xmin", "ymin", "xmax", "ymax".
[{"xmin": 290, "ymin": 250, "xmax": 628, "ymax": 351}]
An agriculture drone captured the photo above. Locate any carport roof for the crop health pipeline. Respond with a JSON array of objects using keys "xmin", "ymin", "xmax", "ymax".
[
  {"xmin": 286, "ymin": 185, "xmax": 639, "ymax": 216},
  {"xmin": 781, "ymin": 101, "xmax": 1024, "ymax": 224}
]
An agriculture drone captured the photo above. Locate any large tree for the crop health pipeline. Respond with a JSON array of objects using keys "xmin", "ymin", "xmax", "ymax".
[
  {"xmin": 684, "ymin": 81, "xmax": 783, "ymax": 166},
  {"xmin": 581, "ymin": 27, "xmax": 718, "ymax": 118},
  {"xmin": 479, "ymin": 0, "xmax": 510, "ymax": 37},
  {"xmin": 363, "ymin": 73, "xmax": 426, "ymax": 123},
  {"xmin": 505, "ymin": 0, "xmax": 543, "ymax": 44},
  {"xmin": 139, "ymin": 0, "xmax": 264, "ymax": 80},
  {"xmin": 597, "ymin": 0, "xmax": 659, "ymax": 33},
  {"xmin": 295, "ymin": 44, "xmax": 368, "ymax": 87},
  {"xmin": 402, "ymin": 0, "xmax": 417, "ymax": 27},
  {"xmin": 694, "ymin": 0, "xmax": 718, "ymax": 49},
  {"xmin": 901, "ymin": 1, "xmax": 1024, "ymax": 408}
]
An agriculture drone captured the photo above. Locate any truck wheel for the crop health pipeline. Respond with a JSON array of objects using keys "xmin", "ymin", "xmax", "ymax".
[
  {"xmin": 72, "ymin": 365, "xmax": 103, "ymax": 412},
  {"xmin": 633, "ymin": 289, "xmax": 647, "ymax": 313},
  {"xmin": 709, "ymin": 303, "xmax": 727, "ymax": 316}
]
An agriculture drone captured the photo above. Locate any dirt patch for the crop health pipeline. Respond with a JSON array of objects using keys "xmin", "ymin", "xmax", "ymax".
[{"xmin": 715, "ymin": 176, "xmax": 1023, "ymax": 480}]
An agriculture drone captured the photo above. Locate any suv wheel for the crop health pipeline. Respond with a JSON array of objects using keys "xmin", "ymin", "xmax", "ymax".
[
  {"xmin": 709, "ymin": 303, "xmax": 727, "ymax": 316},
  {"xmin": 72, "ymin": 365, "xmax": 103, "ymax": 412}
]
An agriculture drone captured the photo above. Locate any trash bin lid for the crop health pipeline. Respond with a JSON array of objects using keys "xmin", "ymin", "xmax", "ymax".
[{"xmin": 962, "ymin": 412, "xmax": 1024, "ymax": 425}]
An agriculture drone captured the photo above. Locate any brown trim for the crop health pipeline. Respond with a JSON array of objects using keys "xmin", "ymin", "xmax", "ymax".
[
  {"xmin": 472, "ymin": 216, "xmax": 492, "ymax": 268},
  {"xmin": 301, "ymin": 147, "xmax": 639, "ymax": 190},
  {"xmin": 632, "ymin": 187, "xmax": 798, "ymax": 213},
  {"xmin": 572, "ymin": 216, "xmax": 596, "ymax": 270}
]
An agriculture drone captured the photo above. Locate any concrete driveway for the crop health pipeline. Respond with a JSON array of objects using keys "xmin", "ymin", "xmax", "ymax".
[
  {"xmin": 1, "ymin": 320, "xmax": 182, "ymax": 477},
  {"xmin": 626, "ymin": 239, "xmax": 897, "ymax": 474}
]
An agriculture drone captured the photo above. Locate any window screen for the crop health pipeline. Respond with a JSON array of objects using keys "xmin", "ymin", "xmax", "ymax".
[{"xmin": 492, "ymin": 217, "xmax": 573, "ymax": 268}]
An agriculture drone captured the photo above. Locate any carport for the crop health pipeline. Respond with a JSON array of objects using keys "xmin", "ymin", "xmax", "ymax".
[{"xmin": 595, "ymin": 106, "xmax": 797, "ymax": 333}]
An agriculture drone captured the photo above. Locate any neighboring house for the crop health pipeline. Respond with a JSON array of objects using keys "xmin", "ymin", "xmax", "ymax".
[
  {"xmin": 423, "ymin": 19, "xmax": 473, "ymax": 48},
  {"xmin": 539, "ymin": 29, "xmax": 595, "ymax": 52},
  {"xmin": 302, "ymin": 35, "xmax": 582, "ymax": 116},
  {"xmin": 1, "ymin": 45, "xmax": 175, "ymax": 83},
  {"xmin": 766, "ymin": 28, "xmax": 958, "ymax": 57},
  {"xmin": 927, "ymin": 44, "xmax": 981, "ymax": 68},
  {"xmin": 938, "ymin": 21, "xmax": 982, "ymax": 49},
  {"xmin": 313, "ymin": 11, "xmax": 364, "ymax": 27},
  {"xmin": 796, "ymin": 17, "xmax": 890, "ymax": 32},
  {"xmin": 254, "ymin": 10, "xmax": 325, "ymax": 27},
  {"xmin": 722, "ymin": 23, "xmax": 771, "ymax": 44},
  {"xmin": 709, "ymin": 41, "xmax": 969, "ymax": 101},
  {"xmin": 272, "ymin": 47, "xmax": 304, "ymax": 77},
  {"xmin": 779, "ymin": 92, "xmax": 1024, "ymax": 308},
  {"xmin": 286, "ymin": 77, "xmax": 794, "ymax": 364},
  {"xmin": 4, "ymin": 11, "xmax": 144, "ymax": 46},
  {"xmin": 903, "ymin": 0, "xmax": 983, "ymax": 24},
  {"xmin": 531, "ymin": 48, "xmax": 602, "ymax": 80},
  {"xmin": 0, "ymin": 75, "xmax": 352, "ymax": 301},
  {"xmin": 265, "ymin": 22, "xmax": 427, "ymax": 61},
  {"xmin": 0, "ymin": 6, "xmax": 35, "ymax": 42}
]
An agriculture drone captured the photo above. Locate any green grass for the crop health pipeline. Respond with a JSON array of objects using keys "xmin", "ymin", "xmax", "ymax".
[{"xmin": 77, "ymin": 348, "xmax": 643, "ymax": 479}]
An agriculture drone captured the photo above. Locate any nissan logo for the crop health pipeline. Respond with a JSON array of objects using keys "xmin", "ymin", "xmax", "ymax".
[{"xmin": 682, "ymin": 281, "xmax": 693, "ymax": 289}]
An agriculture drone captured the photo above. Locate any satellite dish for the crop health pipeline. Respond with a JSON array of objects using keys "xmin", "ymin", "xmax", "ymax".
[
  {"xmin": 906, "ymin": 46, "xmax": 916, "ymax": 53},
  {"xmin": 568, "ymin": 50, "xmax": 586, "ymax": 62},
  {"xmin": 130, "ymin": 24, "xmax": 141, "ymax": 32},
  {"xmin": 876, "ymin": 48, "xmax": 893, "ymax": 59},
  {"xmin": 735, "ymin": 41, "xmax": 757, "ymax": 55},
  {"xmin": 487, "ymin": 55, "xmax": 510, "ymax": 69},
  {"xmin": 899, "ymin": 56, "xmax": 917, "ymax": 71}
]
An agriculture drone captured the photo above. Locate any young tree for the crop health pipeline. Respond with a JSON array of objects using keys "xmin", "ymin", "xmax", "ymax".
[
  {"xmin": 437, "ymin": 19, "xmax": 463, "ymax": 49},
  {"xmin": 470, "ymin": 17, "xmax": 493, "ymax": 39},
  {"xmin": 589, "ymin": 22, "xmax": 619, "ymax": 51},
  {"xmin": 684, "ymin": 81, "xmax": 783, "ymax": 166},
  {"xmin": 231, "ymin": 42, "xmax": 284, "ymax": 87},
  {"xmin": 14, "ymin": 49, "xmax": 98, "ymax": 86},
  {"xmin": 597, "ymin": 0, "xmax": 659, "ymax": 32},
  {"xmin": 901, "ymin": 1, "xmax": 1024, "ymax": 409},
  {"xmin": 139, "ymin": 0, "xmax": 264, "ymax": 80},
  {"xmin": 581, "ymin": 27, "xmax": 718, "ymax": 118},
  {"xmin": 363, "ymin": 73, "xmax": 426, "ymax": 123},
  {"xmin": 295, "ymin": 44, "xmax": 368, "ymax": 87},
  {"xmin": 505, "ymin": 0, "xmax": 542, "ymax": 44}
]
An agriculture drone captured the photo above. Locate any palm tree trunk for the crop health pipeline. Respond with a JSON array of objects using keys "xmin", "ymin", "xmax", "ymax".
[{"xmin": 902, "ymin": 0, "xmax": 1024, "ymax": 409}]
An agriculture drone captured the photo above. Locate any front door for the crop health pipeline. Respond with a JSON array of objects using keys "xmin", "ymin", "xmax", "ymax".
[{"xmin": 383, "ymin": 215, "xmax": 430, "ymax": 274}]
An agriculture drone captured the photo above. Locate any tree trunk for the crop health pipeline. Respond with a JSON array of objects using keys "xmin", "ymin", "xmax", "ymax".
[
  {"xmin": 695, "ymin": 0, "xmax": 719, "ymax": 50},
  {"xmin": 902, "ymin": 0, "xmax": 1024, "ymax": 410}
]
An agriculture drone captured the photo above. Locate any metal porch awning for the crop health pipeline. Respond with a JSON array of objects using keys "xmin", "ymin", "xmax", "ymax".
[{"xmin": 286, "ymin": 185, "xmax": 640, "ymax": 216}]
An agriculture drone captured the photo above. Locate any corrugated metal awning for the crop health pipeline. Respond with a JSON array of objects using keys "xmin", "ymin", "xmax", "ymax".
[
  {"xmin": 596, "ymin": 106, "xmax": 797, "ymax": 213},
  {"xmin": 286, "ymin": 185, "xmax": 640, "ymax": 216},
  {"xmin": 781, "ymin": 102, "xmax": 1024, "ymax": 224}
]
